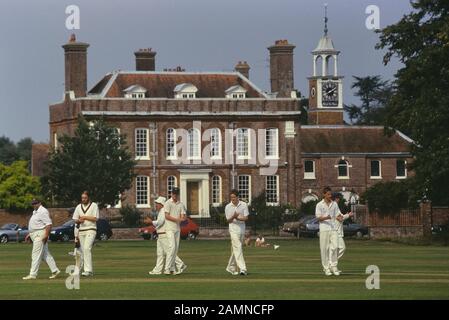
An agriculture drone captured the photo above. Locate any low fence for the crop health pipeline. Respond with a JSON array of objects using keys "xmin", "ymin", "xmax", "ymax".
[
  {"xmin": 353, "ymin": 205, "xmax": 421, "ymax": 226},
  {"xmin": 353, "ymin": 202, "xmax": 449, "ymax": 240}
]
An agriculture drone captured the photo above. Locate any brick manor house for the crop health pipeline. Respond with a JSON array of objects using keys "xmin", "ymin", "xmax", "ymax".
[{"xmin": 32, "ymin": 28, "xmax": 413, "ymax": 217}]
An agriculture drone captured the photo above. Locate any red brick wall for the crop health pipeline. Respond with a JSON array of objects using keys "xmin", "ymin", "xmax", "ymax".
[
  {"xmin": 300, "ymin": 156, "xmax": 413, "ymax": 201},
  {"xmin": 432, "ymin": 207, "xmax": 449, "ymax": 225},
  {"xmin": 0, "ymin": 208, "xmax": 72, "ymax": 227}
]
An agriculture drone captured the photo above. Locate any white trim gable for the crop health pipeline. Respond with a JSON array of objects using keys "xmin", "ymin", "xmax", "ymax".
[
  {"xmin": 225, "ymin": 85, "xmax": 247, "ymax": 99},
  {"xmin": 174, "ymin": 83, "xmax": 198, "ymax": 99}
]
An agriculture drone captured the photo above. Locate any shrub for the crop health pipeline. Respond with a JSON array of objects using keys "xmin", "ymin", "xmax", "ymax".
[
  {"xmin": 119, "ymin": 205, "xmax": 142, "ymax": 227},
  {"xmin": 361, "ymin": 180, "xmax": 418, "ymax": 215}
]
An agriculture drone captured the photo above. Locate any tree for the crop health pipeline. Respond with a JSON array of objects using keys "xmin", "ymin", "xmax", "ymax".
[
  {"xmin": 376, "ymin": 0, "xmax": 449, "ymax": 205},
  {"xmin": 41, "ymin": 117, "xmax": 136, "ymax": 208},
  {"xmin": 0, "ymin": 136, "xmax": 19, "ymax": 165},
  {"xmin": 0, "ymin": 161, "xmax": 41, "ymax": 211},
  {"xmin": 16, "ymin": 138, "xmax": 34, "ymax": 164},
  {"xmin": 0, "ymin": 136, "xmax": 34, "ymax": 168},
  {"xmin": 344, "ymin": 75, "xmax": 393, "ymax": 125},
  {"xmin": 361, "ymin": 179, "xmax": 419, "ymax": 215}
]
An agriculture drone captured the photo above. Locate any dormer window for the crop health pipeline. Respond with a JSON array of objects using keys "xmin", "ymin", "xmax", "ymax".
[
  {"xmin": 225, "ymin": 85, "xmax": 247, "ymax": 99},
  {"xmin": 123, "ymin": 84, "xmax": 147, "ymax": 99},
  {"xmin": 174, "ymin": 83, "xmax": 198, "ymax": 99}
]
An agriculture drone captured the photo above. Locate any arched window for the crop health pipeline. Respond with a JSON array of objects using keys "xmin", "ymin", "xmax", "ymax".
[
  {"xmin": 187, "ymin": 128, "xmax": 201, "ymax": 159},
  {"xmin": 211, "ymin": 175, "xmax": 221, "ymax": 206},
  {"xmin": 166, "ymin": 128, "xmax": 176, "ymax": 159},
  {"xmin": 210, "ymin": 128, "xmax": 221, "ymax": 158},
  {"xmin": 167, "ymin": 176, "xmax": 177, "ymax": 197},
  {"xmin": 337, "ymin": 160, "xmax": 349, "ymax": 178}
]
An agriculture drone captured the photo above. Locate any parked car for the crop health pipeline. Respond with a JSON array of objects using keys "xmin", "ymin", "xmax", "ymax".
[
  {"xmin": 298, "ymin": 217, "xmax": 369, "ymax": 238},
  {"xmin": 282, "ymin": 215, "xmax": 315, "ymax": 236},
  {"xmin": 432, "ymin": 224, "xmax": 449, "ymax": 235},
  {"xmin": 139, "ymin": 217, "xmax": 199, "ymax": 240},
  {"xmin": 49, "ymin": 218, "xmax": 113, "ymax": 242},
  {"xmin": 0, "ymin": 223, "xmax": 30, "ymax": 244}
]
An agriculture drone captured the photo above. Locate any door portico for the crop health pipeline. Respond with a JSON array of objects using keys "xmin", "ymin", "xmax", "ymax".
[{"xmin": 179, "ymin": 169, "xmax": 211, "ymax": 217}]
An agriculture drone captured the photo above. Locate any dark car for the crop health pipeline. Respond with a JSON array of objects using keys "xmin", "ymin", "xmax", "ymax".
[
  {"xmin": 298, "ymin": 217, "xmax": 320, "ymax": 237},
  {"xmin": 283, "ymin": 215, "xmax": 315, "ymax": 236},
  {"xmin": 298, "ymin": 217, "xmax": 368, "ymax": 238},
  {"xmin": 49, "ymin": 219, "xmax": 113, "ymax": 242},
  {"xmin": 343, "ymin": 220, "xmax": 369, "ymax": 238},
  {"xmin": 138, "ymin": 217, "xmax": 199, "ymax": 240}
]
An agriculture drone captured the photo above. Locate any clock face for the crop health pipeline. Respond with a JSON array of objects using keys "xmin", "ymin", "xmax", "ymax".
[{"xmin": 322, "ymin": 81, "xmax": 339, "ymax": 107}]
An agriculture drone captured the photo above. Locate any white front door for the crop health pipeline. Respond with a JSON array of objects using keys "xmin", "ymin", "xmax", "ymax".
[{"xmin": 179, "ymin": 169, "xmax": 211, "ymax": 217}]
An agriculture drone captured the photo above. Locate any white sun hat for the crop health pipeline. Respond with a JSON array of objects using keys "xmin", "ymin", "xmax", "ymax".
[{"xmin": 154, "ymin": 196, "xmax": 167, "ymax": 205}]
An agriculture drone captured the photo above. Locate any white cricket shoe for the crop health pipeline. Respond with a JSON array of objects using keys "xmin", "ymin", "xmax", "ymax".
[
  {"xmin": 49, "ymin": 270, "xmax": 61, "ymax": 279},
  {"xmin": 81, "ymin": 271, "xmax": 93, "ymax": 277},
  {"xmin": 164, "ymin": 270, "xmax": 176, "ymax": 275},
  {"xmin": 324, "ymin": 269, "xmax": 332, "ymax": 276},
  {"xmin": 226, "ymin": 267, "xmax": 239, "ymax": 276},
  {"xmin": 274, "ymin": 245, "xmax": 280, "ymax": 250},
  {"xmin": 149, "ymin": 271, "xmax": 162, "ymax": 275},
  {"xmin": 175, "ymin": 264, "xmax": 187, "ymax": 275},
  {"xmin": 331, "ymin": 267, "xmax": 341, "ymax": 276},
  {"xmin": 22, "ymin": 275, "xmax": 36, "ymax": 280},
  {"xmin": 239, "ymin": 270, "xmax": 248, "ymax": 276}
]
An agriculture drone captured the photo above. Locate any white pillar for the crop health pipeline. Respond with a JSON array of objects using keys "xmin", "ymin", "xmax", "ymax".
[
  {"xmin": 180, "ymin": 177, "xmax": 187, "ymax": 208},
  {"xmin": 201, "ymin": 178, "xmax": 210, "ymax": 217},
  {"xmin": 313, "ymin": 55, "xmax": 317, "ymax": 77},
  {"xmin": 334, "ymin": 55, "xmax": 338, "ymax": 77}
]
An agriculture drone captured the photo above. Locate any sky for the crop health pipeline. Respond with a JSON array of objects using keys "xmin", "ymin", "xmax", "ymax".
[{"xmin": 0, "ymin": 0, "xmax": 413, "ymax": 143}]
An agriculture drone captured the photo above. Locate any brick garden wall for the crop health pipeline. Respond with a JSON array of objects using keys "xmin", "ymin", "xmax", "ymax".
[
  {"xmin": 432, "ymin": 207, "xmax": 449, "ymax": 225},
  {"xmin": 0, "ymin": 208, "xmax": 72, "ymax": 228}
]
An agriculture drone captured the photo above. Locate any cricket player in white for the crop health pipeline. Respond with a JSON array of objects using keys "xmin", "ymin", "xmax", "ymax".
[
  {"xmin": 145, "ymin": 196, "xmax": 187, "ymax": 275},
  {"xmin": 333, "ymin": 193, "xmax": 354, "ymax": 261},
  {"xmin": 225, "ymin": 189, "xmax": 249, "ymax": 276},
  {"xmin": 164, "ymin": 187, "xmax": 187, "ymax": 275},
  {"xmin": 72, "ymin": 191, "xmax": 99, "ymax": 277},
  {"xmin": 23, "ymin": 199, "xmax": 60, "ymax": 280},
  {"xmin": 315, "ymin": 187, "xmax": 341, "ymax": 276}
]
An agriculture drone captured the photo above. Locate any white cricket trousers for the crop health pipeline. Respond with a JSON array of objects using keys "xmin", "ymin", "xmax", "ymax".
[
  {"xmin": 78, "ymin": 230, "xmax": 96, "ymax": 273},
  {"xmin": 227, "ymin": 231, "xmax": 247, "ymax": 272},
  {"xmin": 166, "ymin": 230, "xmax": 184, "ymax": 273},
  {"xmin": 29, "ymin": 229, "xmax": 59, "ymax": 277},
  {"xmin": 152, "ymin": 234, "xmax": 184, "ymax": 273},
  {"xmin": 337, "ymin": 236, "xmax": 346, "ymax": 259},
  {"xmin": 319, "ymin": 230, "xmax": 338, "ymax": 271}
]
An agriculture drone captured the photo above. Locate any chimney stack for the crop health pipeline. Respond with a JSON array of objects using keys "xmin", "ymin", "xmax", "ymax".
[
  {"xmin": 62, "ymin": 34, "xmax": 89, "ymax": 97},
  {"xmin": 235, "ymin": 61, "xmax": 250, "ymax": 79},
  {"xmin": 267, "ymin": 39, "xmax": 295, "ymax": 98},
  {"xmin": 134, "ymin": 48, "xmax": 156, "ymax": 71}
]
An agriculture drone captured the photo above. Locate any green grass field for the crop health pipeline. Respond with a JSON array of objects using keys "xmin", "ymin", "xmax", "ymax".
[{"xmin": 1, "ymin": 239, "xmax": 449, "ymax": 299}]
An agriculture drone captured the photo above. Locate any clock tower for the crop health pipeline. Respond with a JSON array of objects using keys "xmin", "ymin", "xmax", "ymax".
[{"xmin": 308, "ymin": 6, "xmax": 344, "ymax": 125}]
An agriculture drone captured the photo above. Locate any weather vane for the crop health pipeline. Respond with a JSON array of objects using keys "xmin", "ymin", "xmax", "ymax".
[{"xmin": 324, "ymin": 3, "xmax": 329, "ymax": 36}]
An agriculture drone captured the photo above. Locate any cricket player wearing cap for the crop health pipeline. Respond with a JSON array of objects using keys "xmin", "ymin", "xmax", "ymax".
[
  {"xmin": 72, "ymin": 191, "xmax": 99, "ymax": 277},
  {"xmin": 145, "ymin": 196, "xmax": 187, "ymax": 275},
  {"xmin": 23, "ymin": 199, "xmax": 60, "ymax": 280},
  {"xmin": 315, "ymin": 187, "xmax": 341, "ymax": 276},
  {"xmin": 164, "ymin": 187, "xmax": 187, "ymax": 275},
  {"xmin": 224, "ymin": 189, "xmax": 249, "ymax": 276}
]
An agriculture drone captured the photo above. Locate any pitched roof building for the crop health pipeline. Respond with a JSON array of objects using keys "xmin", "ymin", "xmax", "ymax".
[{"xmin": 33, "ymin": 18, "xmax": 413, "ymax": 213}]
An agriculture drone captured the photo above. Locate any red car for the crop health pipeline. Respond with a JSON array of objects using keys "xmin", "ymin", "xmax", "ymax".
[{"xmin": 138, "ymin": 217, "xmax": 199, "ymax": 240}]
